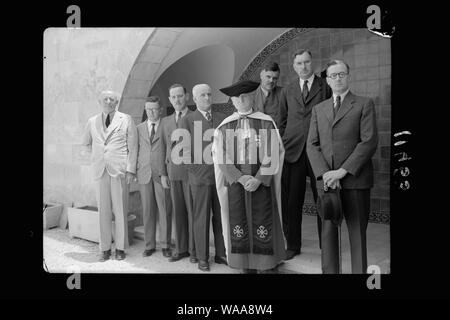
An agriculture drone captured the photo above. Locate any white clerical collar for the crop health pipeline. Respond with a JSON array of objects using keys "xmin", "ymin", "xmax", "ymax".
[
  {"xmin": 333, "ymin": 89, "xmax": 350, "ymax": 103},
  {"xmin": 237, "ymin": 108, "xmax": 253, "ymax": 116}
]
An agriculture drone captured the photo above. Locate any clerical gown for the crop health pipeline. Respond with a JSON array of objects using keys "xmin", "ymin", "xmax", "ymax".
[{"xmin": 212, "ymin": 111, "xmax": 286, "ymax": 270}]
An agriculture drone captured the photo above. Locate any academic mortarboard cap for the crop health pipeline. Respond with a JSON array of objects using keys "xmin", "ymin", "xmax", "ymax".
[{"xmin": 219, "ymin": 80, "xmax": 260, "ymax": 97}]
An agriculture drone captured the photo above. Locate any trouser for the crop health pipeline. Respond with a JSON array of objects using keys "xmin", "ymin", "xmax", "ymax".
[
  {"xmin": 96, "ymin": 170, "xmax": 129, "ymax": 252},
  {"xmin": 139, "ymin": 177, "xmax": 172, "ymax": 250},
  {"xmin": 281, "ymin": 150, "xmax": 319, "ymax": 251},
  {"xmin": 190, "ymin": 184, "xmax": 226, "ymax": 261},
  {"xmin": 171, "ymin": 180, "xmax": 195, "ymax": 256},
  {"xmin": 321, "ymin": 189, "xmax": 370, "ymax": 274}
]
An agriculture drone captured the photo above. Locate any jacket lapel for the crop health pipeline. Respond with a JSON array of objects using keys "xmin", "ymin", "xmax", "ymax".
[
  {"xmin": 105, "ymin": 112, "xmax": 122, "ymax": 142},
  {"xmin": 95, "ymin": 114, "xmax": 106, "ymax": 141},
  {"xmin": 151, "ymin": 121, "xmax": 162, "ymax": 144},
  {"xmin": 333, "ymin": 92, "xmax": 355, "ymax": 127},
  {"xmin": 292, "ymin": 81, "xmax": 305, "ymax": 108},
  {"xmin": 141, "ymin": 122, "xmax": 151, "ymax": 144},
  {"xmin": 324, "ymin": 97, "xmax": 335, "ymax": 125},
  {"xmin": 254, "ymin": 86, "xmax": 265, "ymax": 112},
  {"xmin": 305, "ymin": 75, "xmax": 321, "ymax": 104}
]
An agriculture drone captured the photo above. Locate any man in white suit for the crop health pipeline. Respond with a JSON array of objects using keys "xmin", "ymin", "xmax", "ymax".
[
  {"xmin": 82, "ymin": 90, "xmax": 138, "ymax": 261},
  {"xmin": 136, "ymin": 96, "xmax": 173, "ymax": 258}
]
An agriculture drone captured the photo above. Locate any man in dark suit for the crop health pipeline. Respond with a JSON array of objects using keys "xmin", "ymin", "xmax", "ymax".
[
  {"xmin": 254, "ymin": 61, "xmax": 283, "ymax": 127},
  {"xmin": 279, "ymin": 49, "xmax": 332, "ymax": 260},
  {"xmin": 179, "ymin": 84, "xmax": 227, "ymax": 272},
  {"xmin": 160, "ymin": 84, "xmax": 196, "ymax": 263},
  {"xmin": 307, "ymin": 60, "xmax": 378, "ymax": 273},
  {"xmin": 136, "ymin": 96, "xmax": 172, "ymax": 258}
]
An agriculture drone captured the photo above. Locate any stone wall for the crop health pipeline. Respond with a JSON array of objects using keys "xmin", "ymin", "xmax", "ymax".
[{"xmin": 43, "ymin": 28, "xmax": 154, "ymax": 208}]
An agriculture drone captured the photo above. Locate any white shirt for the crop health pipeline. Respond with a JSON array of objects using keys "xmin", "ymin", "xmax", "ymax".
[
  {"xmin": 198, "ymin": 108, "xmax": 212, "ymax": 121},
  {"xmin": 175, "ymin": 107, "xmax": 188, "ymax": 122},
  {"xmin": 299, "ymin": 74, "xmax": 315, "ymax": 92},
  {"xmin": 333, "ymin": 89, "xmax": 350, "ymax": 107},
  {"xmin": 103, "ymin": 111, "xmax": 115, "ymax": 129},
  {"xmin": 147, "ymin": 118, "xmax": 160, "ymax": 136}
]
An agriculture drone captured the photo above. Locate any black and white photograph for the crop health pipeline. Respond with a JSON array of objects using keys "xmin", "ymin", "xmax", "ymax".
[{"xmin": 43, "ymin": 26, "xmax": 392, "ymax": 275}]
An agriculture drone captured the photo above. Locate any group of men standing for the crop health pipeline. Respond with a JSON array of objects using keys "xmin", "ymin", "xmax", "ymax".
[{"xmin": 82, "ymin": 48, "xmax": 378, "ymax": 274}]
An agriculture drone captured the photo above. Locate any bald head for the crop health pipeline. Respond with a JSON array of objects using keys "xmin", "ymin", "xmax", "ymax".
[{"xmin": 192, "ymin": 84, "xmax": 212, "ymax": 111}]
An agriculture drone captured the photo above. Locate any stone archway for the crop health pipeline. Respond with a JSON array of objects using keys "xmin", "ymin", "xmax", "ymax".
[{"xmin": 118, "ymin": 28, "xmax": 184, "ymax": 124}]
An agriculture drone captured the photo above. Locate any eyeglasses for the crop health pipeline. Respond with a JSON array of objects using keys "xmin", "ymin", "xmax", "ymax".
[{"xmin": 328, "ymin": 72, "xmax": 348, "ymax": 80}]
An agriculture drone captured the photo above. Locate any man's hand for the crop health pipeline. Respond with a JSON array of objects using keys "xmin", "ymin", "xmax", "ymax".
[
  {"xmin": 237, "ymin": 175, "xmax": 253, "ymax": 187},
  {"xmin": 244, "ymin": 177, "xmax": 261, "ymax": 192},
  {"xmin": 161, "ymin": 175, "xmax": 170, "ymax": 189},
  {"xmin": 323, "ymin": 168, "xmax": 347, "ymax": 188},
  {"xmin": 126, "ymin": 172, "xmax": 136, "ymax": 184}
]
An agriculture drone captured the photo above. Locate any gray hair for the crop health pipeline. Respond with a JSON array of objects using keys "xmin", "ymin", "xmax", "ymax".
[{"xmin": 192, "ymin": 84, "xmax": 210, "ymax": 98}]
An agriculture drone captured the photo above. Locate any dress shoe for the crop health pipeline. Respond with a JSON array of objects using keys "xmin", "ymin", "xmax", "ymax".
[
  {"xmin": 198, "ymin": 260, "xmax": 210, "ymax": 272},
  {"xmin": 285, "ymin": 249, "xmax": 300, "ymax": 260},
  {"xmin": 142, "ymin": 249, "xmax": 156, "ymax": 257},
  {"xmin": 162, "ymin": 248, "xmax": 172, "ymax": 258},
  {"xmin": 189, "ymin": 256, "xmax": 198, "ymax": 264},
  {"xmin": 214, "ymin": 256, "xmax": 228, "ymax": 265},
  {"xmin": 99, "ymin": 250, "xmax": 111, "ymax": 262},
  {"xmin": 115, "ymin": 249, "xmax": 126, "ymax": 260},
  {"xmin": 168, "ymin": 251, "xmax": 189, "ymax": 262}
]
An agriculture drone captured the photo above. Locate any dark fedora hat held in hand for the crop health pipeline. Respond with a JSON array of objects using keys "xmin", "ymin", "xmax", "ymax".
[{"xmin": 316, "ymin": 187, "xmax": 343, "ymax": 226}]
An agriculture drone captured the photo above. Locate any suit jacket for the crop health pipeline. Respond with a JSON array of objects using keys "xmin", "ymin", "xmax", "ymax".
[
  {"xmin": 254, "ymin": 85, "xmax": 283, "ymax": 128},
  {"xmin": 136, "ymin": 120, "xmax": 165, "ymax": 185},
  {"xmin": 179, "ymin": 109, "xmax": 227, "ymax": 186},
  {"xmin": 160, "ymin": 109, "xmax": 194, "ymax": 181},
  {"xmin": 306, "ymin": 92, "xmax": 378, "ymax": 189},
  {"xmin": 82, "ymin": 111, "xmax": 137, "ymax": 180},
  {"xmin": 279, "ymin": 75, "xmax": 332, "ymax": 163}
]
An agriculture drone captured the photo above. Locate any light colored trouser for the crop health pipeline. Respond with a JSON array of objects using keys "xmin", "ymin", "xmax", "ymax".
[
  {"xmin": 96, "ymin": 171, "xmax": 129, "ymax": 252},
  {"xmin": 140, "ymin": 177, "xmax": 172, "ymax": 250}
]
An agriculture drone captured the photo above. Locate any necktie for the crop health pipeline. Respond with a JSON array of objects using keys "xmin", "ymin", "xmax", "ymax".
[
  {"xmin": 205, "ymin": 111, "xmax": 212, "ymax": 122},
  {"xmin": 334, "ymin": 95, "xmax": 341, "ymax": 119},
  {"xmin": 176, "ymin": 111, "xmax": 182, "ymax": 125},
  {"xmin": 150, "ymin": 123, "xmax": 155, "ymax": 143},
  {"xmin": 105, "ymin": 114, "xmax": 111, "ymax": 128},
  {"xmin": 302, "ymin": 80, "xmax": 309, "ymax": 102}
]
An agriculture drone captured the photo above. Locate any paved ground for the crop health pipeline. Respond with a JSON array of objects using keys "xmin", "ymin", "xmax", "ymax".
[{"xmin": 43, "ymin": 215, "xmax": 390, "ymax": 274}]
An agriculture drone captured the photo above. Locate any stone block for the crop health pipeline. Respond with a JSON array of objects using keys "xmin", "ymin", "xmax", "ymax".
[
  {"xmin": 367, "ymin": 54, "xmax": 379, "ymax": 67},
  {"xmin": 139, "ymin": 45, "xmax": 170, "ymax": 63},
  {"xmin": 354, "ymin": 55, "xmax": 367, "ymax": 68},
  {"xmin": 379, "ymin": 65, "xmax": 391, "ymax": 79},
  {"xmin": 319, "ymin": 34, "xmax": 330, "ymax": 47},
  {"xmin": 149, "ymin": 29, "xmax": 179, "ymax": 48},
  {"xmin": 122, "ymin": 79, "xmax": 151, "ymax": 99},
  {"xmin": 380, "ymin": 146, "xmax": 390, "ymax": 159},
  {"xmin": 130, "ymin": 62, "xmax": 160, "ymax": 81},
  {"xmin": 366, "ymin": 66, "xmax": 380, "ymax": 80},
  {"xmin": 341, "ymin": 30, "xmax": 354, "ymax": 44},
  {"xmin": 380, "ymin": 199, "xmax": 390, "ymax": 211},
  {"xmin": 320, "ymin": 47, "xmax": 330, "ymax": 60}
]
